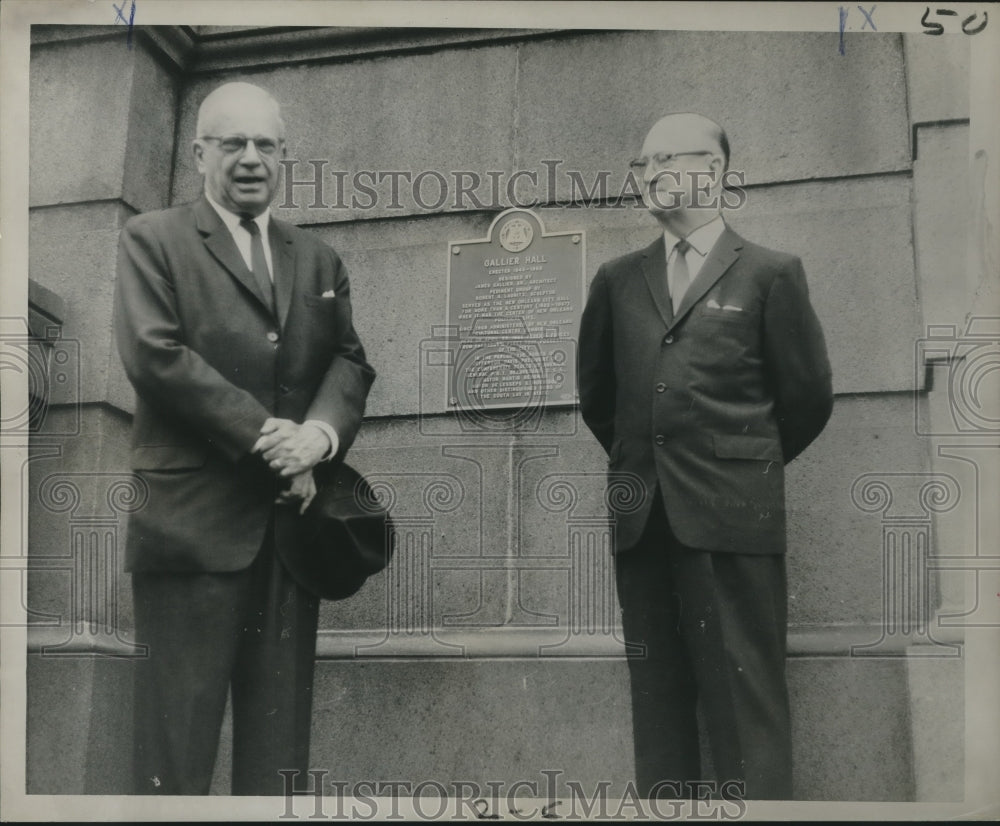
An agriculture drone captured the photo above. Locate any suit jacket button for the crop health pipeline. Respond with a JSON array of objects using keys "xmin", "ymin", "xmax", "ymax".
[
  {"xmin": 663, "ymin": 334, "xmax": 674, "ymax": 345},
  {"xmin": 656, "ymin": 382, "xmax": 666, "ymax": 393},
  {"xmin": 267, "ymin": 331, "xmax": 280, "ymax": 343},
  {"xmin": 655, "ymin": 434, "xmax": 665, "ymax": 445}
]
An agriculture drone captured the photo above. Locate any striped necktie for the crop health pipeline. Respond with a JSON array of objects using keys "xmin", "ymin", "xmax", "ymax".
[
  {"xmin": 240, "ymin": 215, "xmax": 275, "ymax": 312},
  {"xmin": 669, "ymin": 237, "xmax": 691, "ymax": 313}
]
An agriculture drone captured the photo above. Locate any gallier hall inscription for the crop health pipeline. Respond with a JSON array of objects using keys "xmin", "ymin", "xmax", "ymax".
[{"xmin": 441, "ymin": 208, "xmax": 585, "ymax": 423}]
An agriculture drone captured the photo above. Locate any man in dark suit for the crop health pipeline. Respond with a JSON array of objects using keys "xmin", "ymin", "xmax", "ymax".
[
  {"xmin": 113, "ymin": 82, "xmax": 375, "ymax": 795},
  {"xmin": 578, "ymin": 113, "xmax": 833, "ymax": 800}
]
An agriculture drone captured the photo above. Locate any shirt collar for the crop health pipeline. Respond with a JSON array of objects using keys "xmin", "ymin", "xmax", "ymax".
[
  {"xmin": 204, "ymin": 192, "xmax": 271, "ymax": 236},
  {"xmin": 663, "ymin": 215, "xmax": 725, "ymax": 257}
]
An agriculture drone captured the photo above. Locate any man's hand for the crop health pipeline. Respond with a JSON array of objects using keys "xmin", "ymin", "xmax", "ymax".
[
  {"xmin": 275, "ymin": 469, "xmax": 317, "ymax": 515},
  {"xmin": 252, "ymin": 418, "xmax": 330, "ymax": 477}
]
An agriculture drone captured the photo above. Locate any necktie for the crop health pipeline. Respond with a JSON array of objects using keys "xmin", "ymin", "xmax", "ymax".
[
  {"xmin": 240, "ymin": 216, "xmax": 275, "ymax": 312},
  {"xmin": 670, "ymin": 237, "xmax": 691, "ymax": 313}
]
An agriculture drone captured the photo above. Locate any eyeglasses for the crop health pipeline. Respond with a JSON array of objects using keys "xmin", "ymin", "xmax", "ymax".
[
  {"xmin": 200, "ymin": 135, "xmax": 284, "ymax": 156},
  {"xmin": 628, "ymin": 151, "xmax": 714, "ymax": 172}
]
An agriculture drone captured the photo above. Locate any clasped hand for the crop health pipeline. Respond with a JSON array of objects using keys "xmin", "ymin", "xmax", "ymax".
[{"xmin": 252, "ymin": 418, "xmax": 331, "ymax": 514}]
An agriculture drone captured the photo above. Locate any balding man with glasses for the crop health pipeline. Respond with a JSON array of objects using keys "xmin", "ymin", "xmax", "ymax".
[
  {"xmin": 578, "ymin": 113, "xmax": 833, "ymax": 800},
  {"xmin": 114, "ymin": 81, "xmax": 375, "ymax": 795}
]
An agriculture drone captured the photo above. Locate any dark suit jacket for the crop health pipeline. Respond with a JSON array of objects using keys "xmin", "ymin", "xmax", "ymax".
[
  {"xmin": 578, "ymin": 226, "xmax": 833, "ymax": 555},
  {"xmin": 113, "ymin": 197, "xmax": 376, "ymax": 573}
]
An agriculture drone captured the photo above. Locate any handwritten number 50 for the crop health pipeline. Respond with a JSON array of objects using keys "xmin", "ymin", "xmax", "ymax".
[{"xmin": 921, "ymin": 7, "xmax": 989, "ymax": 35}]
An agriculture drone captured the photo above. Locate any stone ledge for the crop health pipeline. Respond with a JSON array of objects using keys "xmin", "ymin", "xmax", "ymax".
[
  {"xmin": 30, "ymin": 24, "xmax": 559, "ymax": 74},
  {"xmin": 25, "ymin": 622, "xmax": 966, "ymax": 660},
  {"xmin": 189, "ymin": 27, "xmax": 555, "ymax": 74}
]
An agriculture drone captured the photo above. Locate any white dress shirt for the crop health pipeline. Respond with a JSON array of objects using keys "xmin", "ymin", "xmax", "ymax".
[
  {"xmin": 205, "ymin": 193, "xmax": 275, "ymax": 279},
  {"xmin": 204, "ymin": 192, "xmax": 339, "ymax": 462},
  {"xmin": 663, "ymin": 215, "xmax": 726, "ymax": 308}
]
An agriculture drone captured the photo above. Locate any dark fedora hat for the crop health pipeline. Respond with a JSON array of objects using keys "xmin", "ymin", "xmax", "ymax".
[{"xmin": 284, "ymin": 462, "xmax": 394, "ymax": 600}]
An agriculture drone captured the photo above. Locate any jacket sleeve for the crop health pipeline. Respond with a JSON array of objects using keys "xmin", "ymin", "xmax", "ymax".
[
  {"xmin": 762, "ymin": 256, "xmax": 834, "ymax": 463},
  {"xmin": 303, "ymin": 247, "xmax": 376, "ymax": 462},
  {"xmin": 577, "ymin": 265, "xmax": 617, "ymax": 454},
  {"xmin": 113, "ymin": 214, "xmax": 271, "ymax": 462}
]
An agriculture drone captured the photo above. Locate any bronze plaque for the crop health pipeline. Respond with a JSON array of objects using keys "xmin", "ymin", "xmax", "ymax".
[{"xmin": 443, "ymin": 208, "xmax": 585, "ymax": 421}]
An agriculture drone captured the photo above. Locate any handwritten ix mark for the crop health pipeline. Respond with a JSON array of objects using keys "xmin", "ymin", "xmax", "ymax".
[
  {"xmin": 838, "ymin": 5, "xmax": 878, "ymax": 55},
  {"xmin": 113, "ymin": 0, "xmax": 137, "ymax": 50},
  {"xmin": 857, "ymin": 4, "xmax": 878, "ymax": 30}
]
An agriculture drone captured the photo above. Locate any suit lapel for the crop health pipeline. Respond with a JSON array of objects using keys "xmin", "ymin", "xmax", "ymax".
[
  {"xmin": 640, "ymin": 235, "xmax": 673, "ymax": 329},
  {"xmin": 269, "ymin": 217, "xmax": 296, "ymax": 330},
  {"xmin": 668, "ymin": 227, "xmax": 743, "ymax": 330},
  {"xmin": 193, "ymin": 197, "xmax": 273, "ymax": 312}
]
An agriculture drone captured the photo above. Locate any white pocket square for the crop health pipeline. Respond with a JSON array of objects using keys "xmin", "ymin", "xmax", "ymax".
[
  {"xmin": 707, "ymin": 298, "xmax": 721, "ymax": 309},
  {"xmin": 321, "ymin": 289, "xmax": 336, "ymax": 298},
  {"xmin": 722, "ymin": 304, "xmax": 743, "ymax": 312}
]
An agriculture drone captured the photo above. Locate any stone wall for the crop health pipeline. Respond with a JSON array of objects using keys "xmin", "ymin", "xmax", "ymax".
[{"xmin": 23, "ymin": 25, "xmax": 981, "ymax": 802}]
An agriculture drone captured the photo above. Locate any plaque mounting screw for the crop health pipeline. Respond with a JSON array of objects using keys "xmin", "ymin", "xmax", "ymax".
[
  {"xmin": 452, "ymin": 247, "xmax": 461, "ymax": 255},
  {"xmin": 572, "ymin": 236, "xmax": 580, "ymax": 244}
]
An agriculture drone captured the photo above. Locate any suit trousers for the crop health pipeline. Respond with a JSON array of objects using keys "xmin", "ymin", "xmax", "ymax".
[
  {"xmin": 131, "ymin": 517, "xmax": 320, "ymax": 796},
  {"xmin": 614, "ymin": 492, "xmax": 792, "ymax": 801}
]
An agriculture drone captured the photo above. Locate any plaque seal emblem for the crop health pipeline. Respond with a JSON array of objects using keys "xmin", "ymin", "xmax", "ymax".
[{"xmin": 499, "ymin": 217, "xmax": 534, "ymax": 253}]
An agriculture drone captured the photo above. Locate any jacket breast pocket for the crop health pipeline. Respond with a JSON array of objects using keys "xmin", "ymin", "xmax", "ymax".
[
  {"xmin": 696, "ymin": 307, "xmax": 758, "ymax": 326},
  {"xmin": 302, "ymin": 293, "xmax": 338, "ymax": 308},
  {"xmin": 687, "ymin": 310, "xmax": 761, "ymax": 372},
  {"xmin": 131, "ymin": 444, "xmax": 207, "ymax": 471}
]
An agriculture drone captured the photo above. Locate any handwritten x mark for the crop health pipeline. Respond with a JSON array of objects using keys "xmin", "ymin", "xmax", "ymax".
[{"xmin": 112, "ymin": 0, "xmax": 136, "ymax": 50}]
